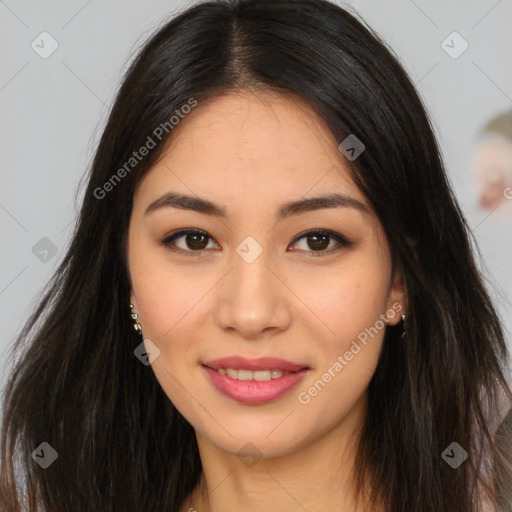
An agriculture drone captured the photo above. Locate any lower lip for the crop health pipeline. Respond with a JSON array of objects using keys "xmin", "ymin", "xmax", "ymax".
[{"xmin": 202, "ymin": 365, "xmax": 309, "ymax": 405}]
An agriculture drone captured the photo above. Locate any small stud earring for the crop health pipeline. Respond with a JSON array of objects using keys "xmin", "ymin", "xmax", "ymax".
[{"xmin": 129, "ymin": 304, "xmax": 142, "ymax": 335}]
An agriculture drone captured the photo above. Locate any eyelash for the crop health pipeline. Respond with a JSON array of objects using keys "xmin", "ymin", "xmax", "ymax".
[{"xmin": 159, "ymin": 228, "xmax": 353, "ymax": 258}]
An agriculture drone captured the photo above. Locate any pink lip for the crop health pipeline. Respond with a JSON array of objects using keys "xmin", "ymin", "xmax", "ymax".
[
  {"xmin": 202, "ymin": 366, "xmax": 310, "ymax": 405},
  {"xmin": 202, "ymin": 356, "xmax": 309, "ymax": 372}
]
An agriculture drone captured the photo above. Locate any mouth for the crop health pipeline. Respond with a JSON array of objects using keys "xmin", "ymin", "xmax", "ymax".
[
  {"xmin": 202, "ymin": 355, "xmax": 309, "ymax": 374},
  {"xmin": 202, "ymin": 366, "xmax": 306, "ymax": 381},
  {"xmin": 201, "ymin": 356, "xmax": 310, "ymax": 404}
]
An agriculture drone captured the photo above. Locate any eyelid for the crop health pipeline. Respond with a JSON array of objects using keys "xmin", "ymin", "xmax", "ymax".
[
  {"xmin": 160, "ymin": 228, "xmax": 218, "ymax": 256},
  {"xmin": 160, "ymin": 228, "xmax": 353, "ymax": 256},
  {"xmin": 288, "ymin": 229, "xmax": 353, "ymax": 257}
]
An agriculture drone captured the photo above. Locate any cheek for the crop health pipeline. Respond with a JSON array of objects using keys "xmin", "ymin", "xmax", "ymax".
[
  {"xmin": 136, "ymin": 280, "xmax": 212, "ymax": 351},
  {"xmin": 296, "ymin": 270, "xmax": 388, "ymax": 417},
  {"xmin": 129, "ymin": 247, "xmax": 210, "ymax": 342},
  {"xmin": 295, "ymin": 262, "xmax": 391, "ymax": 343}
]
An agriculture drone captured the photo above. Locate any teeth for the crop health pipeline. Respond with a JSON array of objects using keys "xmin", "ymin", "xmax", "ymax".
[
  {"xmin": 237, "ymin": 369, "xmax": 253, "ymax": 381},
  {"xmin": 217, "ymin": 368, "xmax": 290, "ymax": 380},
  {"xmin": 226, "ymin": 368, "xmax": 238, "ymax": 379}
]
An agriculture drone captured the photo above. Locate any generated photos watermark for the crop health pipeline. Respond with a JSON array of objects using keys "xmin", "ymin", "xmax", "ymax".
[
  {"xmin": 94, "ymin": 97, "xmax": 198, "ymax": 200},
  {"xmin": 297, "ymin": 302, "xmax": 403, "ymax": 405}
]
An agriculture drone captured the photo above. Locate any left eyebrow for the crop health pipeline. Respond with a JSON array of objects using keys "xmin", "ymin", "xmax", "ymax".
[
  {"xmin": 143, "ymin": 191, "xmax": 370, "ymax": 220},
  {"xmin": 277, "ymin": 193, "xmax": 370, "ymax": 220}
]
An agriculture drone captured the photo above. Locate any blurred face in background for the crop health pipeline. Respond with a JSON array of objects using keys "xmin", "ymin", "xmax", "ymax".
[{"xmin": 474, "ymin": 134, "xmax": 512, "ymax": 213}]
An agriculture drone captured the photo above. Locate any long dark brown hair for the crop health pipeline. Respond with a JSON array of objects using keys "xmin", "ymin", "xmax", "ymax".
[{"xmin": 1, "ymin": 0, "xmax": 511, "ymax": 510}]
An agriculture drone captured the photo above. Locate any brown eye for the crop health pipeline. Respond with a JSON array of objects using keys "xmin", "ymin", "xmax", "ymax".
[
  {"xmin": 289, "ymin": 230, "xmax": 352, "ymax": 257},
  {"xmin": 161, "ymin": 229, "xmax": 217, "ymax": 254},
  {"xmin": 305, "ymin": 234, "xmax": 330, "ymax": 251},
  {"xmin": 183, "ymin": 232, "xmax": 209, "ymax": 250}
]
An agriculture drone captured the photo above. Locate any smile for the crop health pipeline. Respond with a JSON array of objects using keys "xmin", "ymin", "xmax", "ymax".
[{"xmin": 202, "ymin": 364, "xmax": 310, "ymax": 404}]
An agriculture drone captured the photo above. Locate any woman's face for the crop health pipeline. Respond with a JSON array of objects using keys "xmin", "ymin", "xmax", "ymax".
[{"xmin": 128, "ymin": 90, "xmax": 405, "ymax": 458}]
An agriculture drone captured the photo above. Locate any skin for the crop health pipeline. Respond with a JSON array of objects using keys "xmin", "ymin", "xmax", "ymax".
[{"xmin": 127, "ymin": 89, "xmax": 405, "ymax": 512}]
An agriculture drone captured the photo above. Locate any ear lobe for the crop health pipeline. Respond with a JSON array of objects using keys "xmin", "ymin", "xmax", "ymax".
[{"xmin": 386, "ymin": 272, "xmax": 407, "ymax": 326}]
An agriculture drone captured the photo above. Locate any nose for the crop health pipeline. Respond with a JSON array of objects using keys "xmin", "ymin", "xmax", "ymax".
[{"xmin": 214, "ymin": 249, "xmax": 292, "ymax": 340}]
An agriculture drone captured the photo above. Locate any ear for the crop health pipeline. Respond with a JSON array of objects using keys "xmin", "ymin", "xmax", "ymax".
[{"xmin": 385, "ymin": 270, "xmax": 406, "ymax": 326}]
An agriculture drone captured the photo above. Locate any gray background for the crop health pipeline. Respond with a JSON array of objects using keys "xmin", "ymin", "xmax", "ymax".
[{"xmin": 1, "ymin": 0, "xmax": 512, "ymax": 399}]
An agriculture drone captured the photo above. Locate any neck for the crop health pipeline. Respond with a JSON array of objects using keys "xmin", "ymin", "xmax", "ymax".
[{"xmin": 186, "ymin": 395, "xmax": 374, "ymax": 512}]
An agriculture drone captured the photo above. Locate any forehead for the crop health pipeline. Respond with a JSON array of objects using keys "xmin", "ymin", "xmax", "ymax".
[
  {"xmin": 167, "ymin": 89, "xmax": 339, "ymax": 164},
  {"xmin": 135, "ymin": 89, "xmax": 367, "ymax": 210}
]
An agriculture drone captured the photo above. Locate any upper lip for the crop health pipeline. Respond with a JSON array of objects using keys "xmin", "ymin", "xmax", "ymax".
[{"xmin": 202, "ymin": 356, "xmax": 309, "ymax": 372}]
